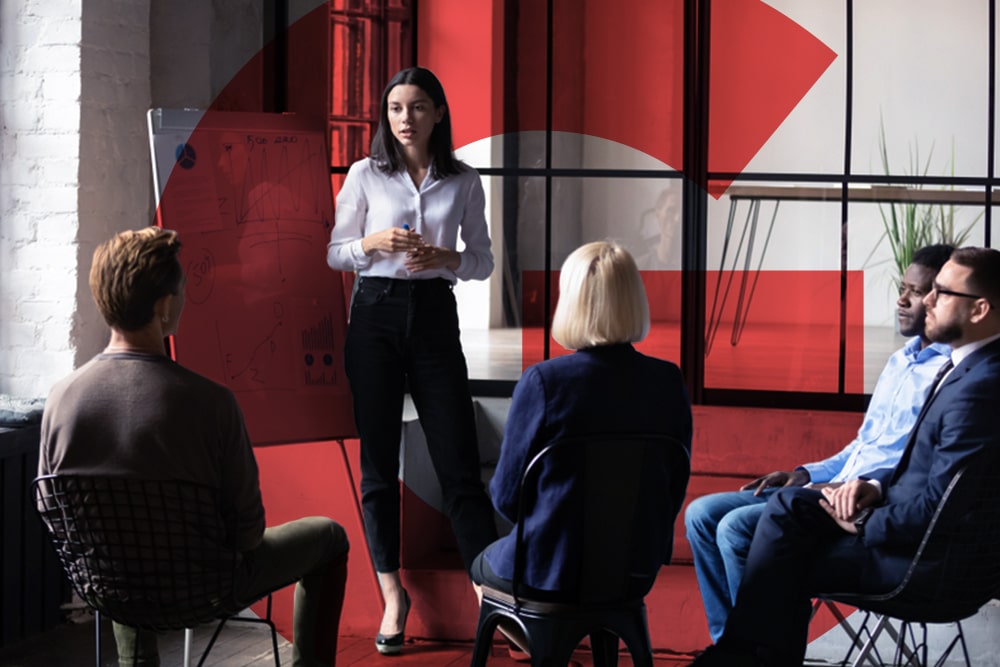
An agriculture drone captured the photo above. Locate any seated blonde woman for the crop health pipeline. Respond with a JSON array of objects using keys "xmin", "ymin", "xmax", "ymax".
[{"xmin": 471, "ymin": 240, "xmax": 693, "ymax": 599}]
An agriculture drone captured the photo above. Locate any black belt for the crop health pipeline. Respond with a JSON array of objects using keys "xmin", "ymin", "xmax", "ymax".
[{"xmin": 356, "ymin": 276, "xmax": 453, "ymax": 292}]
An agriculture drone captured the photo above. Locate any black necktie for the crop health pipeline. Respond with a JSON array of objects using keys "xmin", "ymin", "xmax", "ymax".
[{"xmin": 929, "ymin": 358, "xmax": 955, "ymax": 396}]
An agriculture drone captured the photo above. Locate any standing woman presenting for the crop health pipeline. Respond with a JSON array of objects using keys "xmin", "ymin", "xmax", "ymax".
[{"xmin": 327, "ymin": 66, "xmax": 498, "ymax": 654}]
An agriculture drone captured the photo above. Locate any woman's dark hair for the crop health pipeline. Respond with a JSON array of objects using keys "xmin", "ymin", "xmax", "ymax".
[{"xmin": 370, "ymin": 67, "xmax": 464, "ymax": 178}]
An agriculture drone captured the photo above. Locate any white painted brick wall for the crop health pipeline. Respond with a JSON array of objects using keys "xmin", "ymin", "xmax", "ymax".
[
  {"xmin": 22, "ymin": 1, "xmax": 83, "ymax": 20},
  {"xmin": 1, "ymin": 0, "xmax": 257, "ymax": 399},
  {"xmin": 0, "ymin": 0, "xmax": 83, "ymax": 399},
  {"xmin": 0, "ymin": 0, "xmax": 152, "ymax": 399}
]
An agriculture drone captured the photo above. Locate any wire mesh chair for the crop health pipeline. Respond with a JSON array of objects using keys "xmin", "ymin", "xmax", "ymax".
[
  {"xmin": 32, "ymin": 474, "xmax": 282, "ymax": 667},
  {"xmin": 820, "ymin": 466, "xmax": 1000, "ymax": 667},
  {"xmin": 469, "ymin": 433, "xmax": 691, "ymax": 667}
]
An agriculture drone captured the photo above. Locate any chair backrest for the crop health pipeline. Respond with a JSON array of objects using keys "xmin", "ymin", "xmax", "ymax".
[
  {"xmin": 511, "ymin": 433, "xmax": 690, "ymax": 605},
  {"xmin": 829, "ymin": 465, "xmax": 1000, "ymax": 623},
  {"xmin": 32, "ymin": 474, "xmax": 241, "ymax": 631}
]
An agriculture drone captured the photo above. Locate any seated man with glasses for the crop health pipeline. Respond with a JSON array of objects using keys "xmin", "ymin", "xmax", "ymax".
[
  {"xmin": 688, "ymin": 246, "xmax": 1000, "ymax": 666},
  {"xmin": 684, "ymin": 244, "xmax": 954, "ymax": 643},
  {"xmin": 931, "ymin": 280, "xmax": 993, "ymax": 302}
]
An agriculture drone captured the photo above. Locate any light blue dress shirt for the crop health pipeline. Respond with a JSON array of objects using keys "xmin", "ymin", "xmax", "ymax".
[{"xmin": 801, "ymin": 337, "xmax": 951, "ymax": 484}]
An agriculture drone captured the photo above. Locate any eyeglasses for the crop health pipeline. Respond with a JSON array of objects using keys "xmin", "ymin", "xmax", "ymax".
[{"xmin": 931, "ymin": 282, "xmax": 985, "ymax": 301}]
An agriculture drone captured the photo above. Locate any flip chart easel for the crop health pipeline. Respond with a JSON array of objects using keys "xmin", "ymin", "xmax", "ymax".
[{"xmin": 148, "ymin": 108, "xmax": 355, "ymax": 445}]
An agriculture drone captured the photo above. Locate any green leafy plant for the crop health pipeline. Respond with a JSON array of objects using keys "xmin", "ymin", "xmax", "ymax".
[{"xmin": 876, "ymin": 118, "xmax": 979, "ymax": 286}]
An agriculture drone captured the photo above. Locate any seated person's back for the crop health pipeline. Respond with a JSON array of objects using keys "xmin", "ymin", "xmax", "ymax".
[
  {"xmin": 38, "ymin": 227, "xmax": 349, "ymax": 667},
  {"xmin": 473, "ymin": 241, "xmax": 693, "ymax": 597},
  {"xmin": 40, "ymin": 345, "xmax": 265, "ymax": 552}
]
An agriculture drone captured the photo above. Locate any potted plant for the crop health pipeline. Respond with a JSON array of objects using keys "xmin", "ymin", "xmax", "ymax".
[{"xmin": 875, "ymin": 118, "xmax": 979, "ymax": 287}]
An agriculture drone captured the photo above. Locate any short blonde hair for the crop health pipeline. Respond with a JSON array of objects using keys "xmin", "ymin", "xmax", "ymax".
[
  {"xmin": 89, "ymin": 227, "xmax": 183, "ymax": 331},
  {"xmin": 551, "ymin": 241, "xmax": 650, "ymax": 350}
]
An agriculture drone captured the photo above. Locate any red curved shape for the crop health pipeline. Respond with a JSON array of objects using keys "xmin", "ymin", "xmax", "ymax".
[{"xmin": 425, "ymin": 0, "xmax": 835, "ymax": 196}]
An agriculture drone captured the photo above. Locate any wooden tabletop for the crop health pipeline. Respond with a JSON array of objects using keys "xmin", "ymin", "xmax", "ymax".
[{"xmin": 726, "ymin": 184, "xmax": 998, "ymax": 205}]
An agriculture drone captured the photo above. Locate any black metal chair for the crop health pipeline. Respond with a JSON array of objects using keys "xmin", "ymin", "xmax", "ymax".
[
  {"xmin": 819, "ymin": 466, "xmax": 1000, "ymax": 667},
  {"xmin": 808, "ymin": 598, "xmax": 913, "ymax": 667},
  {"xmin": 469, "ymin": 433, "xmax": 691, "ymax": 667},
  {"xmin": 32, "ymin": 474, "xmax": 283, "ymax": 667}
]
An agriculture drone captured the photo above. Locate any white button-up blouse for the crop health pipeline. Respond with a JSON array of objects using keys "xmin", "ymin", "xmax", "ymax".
[{"xmin": 326, "ymin": 158, "xmax": 493, "ymax": 283}]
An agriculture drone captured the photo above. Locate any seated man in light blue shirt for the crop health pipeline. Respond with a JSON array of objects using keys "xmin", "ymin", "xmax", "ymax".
[{"xmin": 684, "ymin": 244, "xmax": 954, "ymax": 643}]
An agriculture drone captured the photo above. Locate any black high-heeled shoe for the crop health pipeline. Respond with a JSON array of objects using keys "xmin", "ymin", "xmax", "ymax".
[{"xmin": 375, "ymin": 589, "xmax": 411, "ymax": 655}]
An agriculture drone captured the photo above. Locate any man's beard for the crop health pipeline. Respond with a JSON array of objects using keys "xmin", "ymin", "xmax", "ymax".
[{"xmin": 928, "ymin": 320, "xmax": 963, "ymax": 344}]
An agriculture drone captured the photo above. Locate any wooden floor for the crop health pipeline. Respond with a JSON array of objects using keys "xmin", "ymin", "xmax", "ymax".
[{"xmin": 0, "ymin": 610, "xmax": 696, "ymax": 667}]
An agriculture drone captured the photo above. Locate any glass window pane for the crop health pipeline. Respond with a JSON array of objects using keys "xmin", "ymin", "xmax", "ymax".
[
  {"xmin": 542, "ymin": 0, "xmax": 684, "ymax": 171},
  {"xmin": 708, "ymin": 1, "xmax": 843, "ymax": 178},
  {"xmin": 329, "ymin": 123, "xmax": 371, "ymax": 167},
  {"xmin": 330, "ymin": 16, "xmax": 378, "ymax": 120},
  {"xmin": 706, "ymin": 184, "xmax": 861, "ymax": 393},
  {"xmin": 852, "ymin": 1, "xmax": 989, "ymax": 178},
  {"xmin": 850, "ymin": 190, "xmax": 987, "ymax": 392},
  {"xmin": 372, "ymin": 0, "xmax": 999, "ymax": 404},
  {"xmin": 524, "ymin": 176, "xmax": 682, "ymax": 369},
  {"xmin": 456, "ymin": 175, "xmax": 522, "ymax": 381}
]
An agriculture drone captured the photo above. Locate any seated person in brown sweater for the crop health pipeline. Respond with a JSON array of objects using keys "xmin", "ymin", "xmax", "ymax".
[{"xmin": 38, "ymin": 226, "xmax": 349, "ymax": 667}]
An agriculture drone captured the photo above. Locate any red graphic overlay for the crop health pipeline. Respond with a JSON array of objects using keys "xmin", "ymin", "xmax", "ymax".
[
  {"xmin": 522, "ymin": 269, "xmax": 864, "ymax": 394},
  {"xmin": 709, "ymin": 0, "xmax": 837, "ymax": 186},
  {"xmin": 157, "ymin": 0, "xmax": 857, "ymax": 649},
  {"xmin": 158, "ymin": 110, "xmax": 354, "ymax": 445},
  {"xmin": 427, "ymin": 0, "xmax": 835, "ymax": 194}
]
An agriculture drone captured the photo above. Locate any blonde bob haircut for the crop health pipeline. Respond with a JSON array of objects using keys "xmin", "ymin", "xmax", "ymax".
[{"xmin": 551, "ymin": 241, "xmax": 650, "ymax": 350}]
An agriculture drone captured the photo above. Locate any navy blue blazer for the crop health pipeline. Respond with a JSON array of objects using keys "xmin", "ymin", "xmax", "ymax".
[
  {"xmin": 864, "ymin": 336, "xmax": 1000, "ymax": 553},
  {"xmin": 485, "ymin": 343, "xmax": 693, "ymax": 592}
]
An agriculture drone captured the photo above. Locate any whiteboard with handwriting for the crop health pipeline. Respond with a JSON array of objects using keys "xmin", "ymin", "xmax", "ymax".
[{"xmin": 148, "ymin": 109, "xmax": 355, "ymax": 444}]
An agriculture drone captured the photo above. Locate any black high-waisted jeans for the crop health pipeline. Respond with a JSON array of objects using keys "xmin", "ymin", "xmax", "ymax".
[{"xmin": 344, "ymin": 276, "xmax": 497, "ymax": 574}]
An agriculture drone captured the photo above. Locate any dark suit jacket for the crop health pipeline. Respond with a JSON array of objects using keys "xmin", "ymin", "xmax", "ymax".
[
  {"xmin": 721, "ymin": 337, "xmax": 1000, "ymax": 666},
  {"xmin": 485, "ymin": 343, "xmax": 693, "ymax": 592},
  {"xmin": 863, "ymin": 336, "xmax": 1000, "ymax": 555}
]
